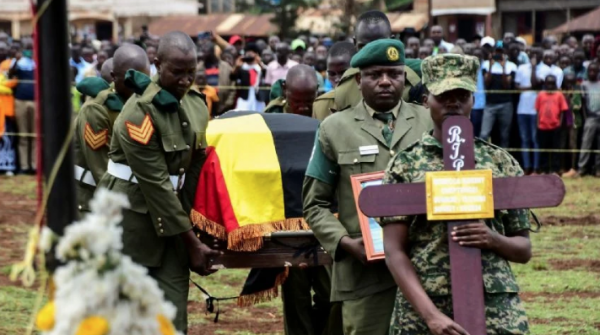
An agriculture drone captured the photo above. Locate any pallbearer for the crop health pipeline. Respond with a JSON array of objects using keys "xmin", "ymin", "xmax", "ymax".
[
  {"xmin": 73, "ymin": 44, "xmax": 149, "ymax": 216},
  {"xmin": 98, "ymin": 31, "xmax": 220, "ymax": 332},
  {"xmin": 379, "ymin": 54, "xmax": 532, "ymax": 335}
]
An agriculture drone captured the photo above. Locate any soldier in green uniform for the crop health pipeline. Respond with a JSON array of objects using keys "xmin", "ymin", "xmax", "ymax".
[
  {"xmin": 74, "ymin": 44, "xmax": 149, "ymax": 216},
  {"xmin": 312, "ymin": 41, "xmax": 356, "ymax": 121},
  {"xmin": 312, "ymin": 10, "xmax": 423, "ymax": 121},
  {"xmin": 379, "ymin": 54, "xmax": 531, "ymax": 335},
  {"xmin": 98, "ymin": 31, "xmax": 221, "ymax": 333},
  {"xmin": 264, "ymin": 64, "xmax": 318, "ymax": 117},
  {"xmin": 303, "ymin": 39, "xmax": 433, "ymax": 335}
]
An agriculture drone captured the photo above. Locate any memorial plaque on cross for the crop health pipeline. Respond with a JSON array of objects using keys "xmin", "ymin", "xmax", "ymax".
[{"xmin": 358, "ymin": 116, "xmax": 566, "ymax": 335}]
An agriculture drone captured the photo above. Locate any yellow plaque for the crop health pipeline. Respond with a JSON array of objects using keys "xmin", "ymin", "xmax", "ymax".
[{"xmin": 425, "ymin": 170, "xmax": 494, "ymax": 221}]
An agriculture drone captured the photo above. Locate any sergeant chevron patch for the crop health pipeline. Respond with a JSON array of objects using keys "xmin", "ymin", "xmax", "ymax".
[
  {"xmin": 126, "ymin": 114, "xmax": 155, "ymax": 145},
  {"xmin": 84, "ymin": 123, "xmax": 108, "ymax": 150}
]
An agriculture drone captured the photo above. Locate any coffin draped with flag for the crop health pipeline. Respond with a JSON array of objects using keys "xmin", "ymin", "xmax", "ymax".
[{"xmin": 191, "ymin": 112, "xmax": 318, "ymax": 251}]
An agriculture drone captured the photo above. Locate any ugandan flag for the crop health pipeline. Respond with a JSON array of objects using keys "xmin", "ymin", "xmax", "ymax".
[{"xmin": 191, "ymin": 112, "xmax": 319, "ymax": 251}]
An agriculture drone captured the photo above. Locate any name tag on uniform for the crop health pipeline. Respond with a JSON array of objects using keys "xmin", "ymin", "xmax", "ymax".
[{"xmin": 359, "ymin": 145, "xmax": 379, "ymax": 156}]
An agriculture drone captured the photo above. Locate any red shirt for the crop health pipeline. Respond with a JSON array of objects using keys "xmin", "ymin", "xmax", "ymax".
[{"xmin": 536, "ymin": 91, "xmax": 569, "ymax": 130}]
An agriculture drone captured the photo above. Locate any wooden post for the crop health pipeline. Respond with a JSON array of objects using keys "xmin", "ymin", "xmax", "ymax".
[{"xmin": 37, "ymin": 0, "xmax": 76, "ymax": 235}]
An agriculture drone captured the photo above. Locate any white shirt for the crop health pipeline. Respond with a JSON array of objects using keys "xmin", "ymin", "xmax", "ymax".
[
  {"xmin": 265, "ymin": 59, "xmax": 298, "ymax": 85},
  {"xmin": 481, "ymin": 60, "xmax": 518, "ymax": 75},
  {"xmin": 433, "ymin": 40, "xmax": 455, "ymax": 55},
  {"xmin": 537, "ymin": 63, "xmax": 563, "ymax": 88},
  {"xmin": 515, "ymin": 63, "xmax": 538, "ymax": 115}
]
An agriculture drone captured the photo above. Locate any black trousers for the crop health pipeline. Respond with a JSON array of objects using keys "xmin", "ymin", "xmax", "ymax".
[{"xmin": 538, "ymin": 128, "xmax": 561, "ymax": 173}]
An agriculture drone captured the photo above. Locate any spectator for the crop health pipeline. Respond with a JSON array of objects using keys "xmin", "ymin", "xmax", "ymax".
[
  {"xmin": 407, "ymin": 37, "xmax": 420, "ymax": 57},
  {"xmin": 193, "ymin": 66, "xmax": 219, "ymax": 117},
  {"xmin": 576, "ymin": 62, "xmax": 600, "ymax": 177},
  {"xmin": 503, "ymin": 32, "xmax": 515, "ymax": 45},
  {"xmin": 535, "ymin": 74, "xmax": 569, "ymax": 174},
  {"xmin": 515, "ymin": 47, "xmax": 542, "ymax": 174},
  {"xmin": 405, "ymin": 48, "xmax": 415, "ymax": 59},
  {"xmin": 302, "ymin": 51, "xmax": 325, "ymax": 93},
  {"xmin": 515, "ymin": 37, "xmax": 530, "ymax": 65},
  {"xmin": 455, "ymin": 38, "xmax": 467, "ymax": 50},
  {"xmin": 559, "ymin": 55, "xmax": 571, "ymax": 70},
  {"xmin": 423, "ymin": 38, "xmax": 435, "ymax": 50},
  {"xmin": 480, "ymin": 40, "xmax": 518, "ymax": 148},
  {"xmin": 268, "ymin": 35, "xmax": 280, "ymax": 51},
  {"xmin": 0, "ymin": 41, "xmax": 17, "ymax": 176},
  {"xmin": 315, "ymin": 45, "xmax": 328, "ymax": 59},
  {"xmin": 325, "ymin": 41, "xmax": 356, "ymax": 87},
  {"xmin": 418, "ymin": 46, "xmax": 431, "ymax": 60},
  {"xmin": 229, "ymin": 35, "xmax": 244, "ymax": 55},
  {"xmin": 262, "ymin": 48, "xmax": 275, "ymax": 66},
  {"xmin": 230, "ymin": 43, "xmax": 266, "ymax": 112},
  {"xmin": 561, "ymin": 73, "xmax": 583, "ymax": 177},
  {"xmin": 537, "ymin": 50, "xmax": 563, "ymax": 87},
  {"xmin": 291, "ymin": 39, "xmax": 306, "ymax": 56},
  {"xmin": 566, "ymin": 36, "xmax": 578, "ymax": 49},
  {"xmin": 70, "ymin": 45, "xmax": 91, "ymax": 84},
  {"xmin": 9, "ymin": 41, "xmax": 36, "ymax": 174},
  {"xmin": 558, "ymin": 44, "xmax": 571, "ymax": 57},
  {"xmin": 463, "ymin": 43, "xmax": 475, "ymax": 55},
  {"xmin": 84, "ymin": 50, "xmax": 108, "ymax": 78},
  {"xmin": 265, "ymin": 42, "xmax": 298, "ymax": 86},
  {"xmin": 81, "ymin": 47, "xmax": 95, "ymax": 64},
  {"xmin": 472, "ymin": 34, "xmax": 483, "ymax": 47},
  {"xmin": 471, "ymin": 47, "xmax": 486, "ymax": 138},
  {"xmin": 508, "ymin": 42, "xmax": 522, "ymax": 65},
  {"xmin": 582, "ymin": 34, "xmax": 595, "ymax": 60},
  {"xmin": 564, "ymin": 49, "xmax": 588, "ymax": 84},
  {"xmin": 429, "ymin": 25, "xmax": 454, "ymax": 55},
  {"xmin": 198, "ymin": 41, "xmax": 235, "ymax": 115},
  {"xmin": 146, "ymin": 46, "xmax": 157, "ymax": 76},
  {"xmin": 542, "ymin": 35, "xmax": 558, "ymax": 50}
]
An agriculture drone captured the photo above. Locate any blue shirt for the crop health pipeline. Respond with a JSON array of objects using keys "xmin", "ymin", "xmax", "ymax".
[
  {"xmin": 12, "ymin": 57, "xmax": 35, "ymax": 101},
  {"xmin": 473, "ymin": 63, "xmax": 486, "ymax": 110},
  {"xmin": 70, "ymin": 58, "xmax": 90, "ymax": 84}
]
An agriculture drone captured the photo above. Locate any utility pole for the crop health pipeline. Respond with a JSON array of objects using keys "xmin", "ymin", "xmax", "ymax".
[{"xmin": 37, "ymin": 0, "xmax": 76, "ymax": 236}]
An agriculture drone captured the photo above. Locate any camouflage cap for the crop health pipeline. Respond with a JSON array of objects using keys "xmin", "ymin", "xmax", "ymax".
[
  {"xmin": 350, "ymin": 39, "xmax": 405, "ymax": 69},
  {"xmin": 421, "ymin": 54, "xmax": 480, "ymax": 96}
]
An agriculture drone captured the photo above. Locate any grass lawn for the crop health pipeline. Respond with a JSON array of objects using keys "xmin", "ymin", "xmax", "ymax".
[{"xmin": 0, "ymin": 175, "xmax": 599, "ymax": 334}]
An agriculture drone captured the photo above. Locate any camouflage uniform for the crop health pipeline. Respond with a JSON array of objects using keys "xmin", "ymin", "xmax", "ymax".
[{"xmin": 379, "ymin": 54, "xmax": 530, "ymax": 335}]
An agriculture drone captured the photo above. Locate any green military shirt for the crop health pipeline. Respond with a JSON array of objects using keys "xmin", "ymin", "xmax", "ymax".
[
  {"xmin": 303, "ymin": 100, "xmax": 432, "ymax": 302},
  {"xmin": 73, "ymin": 77, "xmax": 124, "ymax": 213},
  {"xmin": 312, "ymin": 59, "xmax": 423, "ymax": 122},
  {"xmin": 98, "ymin": 70, "xmax": 210, "ymax": 267},
  {"xmin": 263, "ymin": 96, "xmax": 289, "ymax": 114},
  {"xmin": 379, "ymin": 131, "xmax": 531, "ymax": 295}
]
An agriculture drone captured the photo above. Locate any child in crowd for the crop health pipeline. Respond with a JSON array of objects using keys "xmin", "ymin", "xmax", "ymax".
[
  {"xmin": 577, "ymin": 62, "xmax": 600, "ymax": 177},
  {"xmin": 535, "ymin": 75, "xmax": 569, "ymax": 174},
  {"xmin": 561, "ymin": 73, "xmax": 584, "ymax": 177},
  {"xmin": 193, "ymin": 67, "xmax": 219, "ymax": 118}
]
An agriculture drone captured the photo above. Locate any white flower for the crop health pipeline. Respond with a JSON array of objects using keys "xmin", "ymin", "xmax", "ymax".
[{"xmin": 44, "ymin": 189, "xmax": 181, "ymax": 335}]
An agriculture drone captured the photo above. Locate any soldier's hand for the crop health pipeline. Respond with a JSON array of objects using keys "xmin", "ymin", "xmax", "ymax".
[
  {"xmin": 339, "ymin": 236, "xmax": 367, "ymax": 264},
  {"xmin": 426, "ymin": 312, "xmax": 470, "ymax": 335},
  {"xmin": 181, "ymin": 230, "xmax": 223, "ymax": 276},
  {"xmin": 451, "ymin": 220, "xmax": 498, "ymax": 249}
]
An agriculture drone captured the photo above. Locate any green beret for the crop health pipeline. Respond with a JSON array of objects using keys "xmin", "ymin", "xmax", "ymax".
[
  {"xmin": 350, "ymin": 39, "xmax": 405, "ymax": 69},
  {"xmin": 421, "ymin": 54, "xmax": 480, "ymax": 96}
]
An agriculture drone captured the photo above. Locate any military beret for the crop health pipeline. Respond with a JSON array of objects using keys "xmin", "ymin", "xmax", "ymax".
[
  {"xmin": 421, "ymin": 54, "xmax": 480, "ymax": 96},
  {"xmin": 350, "ymin": 39, "xmax": 405, "ymax": 69}
]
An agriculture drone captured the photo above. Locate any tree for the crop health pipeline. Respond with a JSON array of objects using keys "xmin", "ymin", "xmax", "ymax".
[{"xmin": 235, "ymin": 0, "xmax": 316, "ymax": 38}]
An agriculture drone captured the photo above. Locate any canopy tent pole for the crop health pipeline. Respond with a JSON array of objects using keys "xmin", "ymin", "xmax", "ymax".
[{"xmin": 37, "ymin": 0, "xmax": 76, "ymax": 236}]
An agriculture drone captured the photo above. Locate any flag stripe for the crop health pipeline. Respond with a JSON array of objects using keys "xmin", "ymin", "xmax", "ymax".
[
  {"xmin": 207, "ymin": 114, "xmax": 285, "ymax": 227},
  {"xmin": 261, "ymin": 113, "xmax": 319, "ymax": 218}
]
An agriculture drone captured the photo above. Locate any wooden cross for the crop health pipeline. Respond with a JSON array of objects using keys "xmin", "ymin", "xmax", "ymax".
[{"xmin": 358, "ymin": 116, "xmax": 565, "ymax": 335}]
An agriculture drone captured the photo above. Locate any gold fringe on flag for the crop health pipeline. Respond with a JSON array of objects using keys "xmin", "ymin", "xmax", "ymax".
[
  {"xmin": 236, "ymin": 267, "xmax": 289, "ymax": 307},
  {"xmin": 190, "ymin": 209, "xmax": 310, "ymax": 251}
]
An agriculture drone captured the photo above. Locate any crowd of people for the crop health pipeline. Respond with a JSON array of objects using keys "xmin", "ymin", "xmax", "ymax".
[{"xmin": 0, "ymin": 24, "xmax": 599, "ymax": 177}]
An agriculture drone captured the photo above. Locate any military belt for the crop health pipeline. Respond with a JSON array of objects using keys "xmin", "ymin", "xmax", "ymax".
[
  {"xmin": 107, "ymin": 159, "xmax": 185, "ymax": 190},
  {"xmin": 74, "ymin": 165, "xmax": 97, "ymax": 187}
]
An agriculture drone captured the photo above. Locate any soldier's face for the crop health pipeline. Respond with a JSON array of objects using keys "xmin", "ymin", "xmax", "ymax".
[
  {"xmin": 156, "ymin": 49, "xmax": 197, "ymax": 100},
  {"xmin": 424, "ymin": 89, "xmax": 474, "ymax": 128},
  {"xmin": 358, "ymin": 65, "xmax": 405, "ymax": 111},
  {"xmin": 285, "ymin": 81, "xmax": 318, "ymax": 117}
]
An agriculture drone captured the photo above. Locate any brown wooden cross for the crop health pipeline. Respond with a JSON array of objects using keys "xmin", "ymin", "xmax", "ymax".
[{"xmin": 358, "ymin": 116, "xmax": 565, "ymax": 335}]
